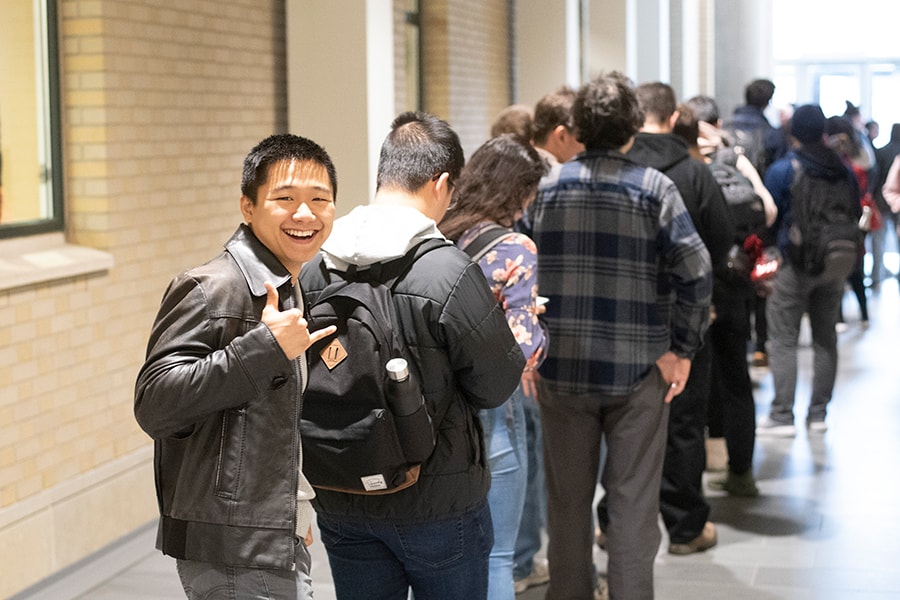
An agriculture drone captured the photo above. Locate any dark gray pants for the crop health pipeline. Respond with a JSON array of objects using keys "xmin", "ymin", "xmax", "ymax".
[
  {"xmin": 767, "ymin": 263, "xmax": 843, "ymax": 425},
  {"xmin": 541, "ymin": 370, "xmax": 669, "ymax": 600}
]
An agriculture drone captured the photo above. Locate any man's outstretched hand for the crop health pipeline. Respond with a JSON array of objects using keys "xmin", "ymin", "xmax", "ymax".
[{"xmin": 261, "ymin": 281, "xmax": 336, "ymax": 360}]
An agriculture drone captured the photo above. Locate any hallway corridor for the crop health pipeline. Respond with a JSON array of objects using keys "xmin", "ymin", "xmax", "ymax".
[{"xmin": 12, "ymin": 281, "xmax": 900, "ymax": 599}]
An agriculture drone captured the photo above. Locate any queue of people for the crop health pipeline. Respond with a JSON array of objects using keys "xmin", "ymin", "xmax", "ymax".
[{"xmin": 134, "ymin": 72, "xmax": 888, "ymax": 600}]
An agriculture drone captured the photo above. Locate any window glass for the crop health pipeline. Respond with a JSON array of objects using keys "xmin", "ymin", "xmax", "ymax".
[
  {"xmin": 871, "ymin": 70, "xmax": 900, "ymax": 147},
  {"xmin": 772, "ymin": 0, "xmax": 900, "ymax": 143},
  {"xmin": 0, "ymin": 0, "xmax": 62, "ymax": 237},
  {"xmin": 773, "ymin": 0, "xmax": 900, "ymax": 60},
  {"xmin": 818, "ymin": 72, "xmax": 860, "ymax": 119}
]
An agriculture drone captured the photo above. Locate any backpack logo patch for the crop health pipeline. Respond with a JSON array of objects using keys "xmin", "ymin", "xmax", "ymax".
[{"xmin": 320, "ymin": 338, "xmax": 348, "ymax": 370}]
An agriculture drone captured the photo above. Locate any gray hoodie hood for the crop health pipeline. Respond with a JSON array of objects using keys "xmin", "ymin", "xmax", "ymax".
[{"xmin": 320, "ymin": 204, "xmax": 446, "ymax": 272}]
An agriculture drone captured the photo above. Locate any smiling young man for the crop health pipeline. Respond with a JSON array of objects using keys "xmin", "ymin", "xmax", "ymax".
[{"xmin": 135, "ymin": 134, "xmax": 338, "ymax": 599}]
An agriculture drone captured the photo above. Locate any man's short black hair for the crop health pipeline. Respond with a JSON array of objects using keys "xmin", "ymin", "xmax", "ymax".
[
  {"xmin": 635, "ymin": 82, "xmax": 677, "ymax": 124},
  {"xmin": 745, "ymin": 79, "xmax": 775, "ymax": 109},
  {"xmin": 376, "ymin": 111, "xmax": 465, "ymax": 193},
  {"xmin": 685, "ymin": 95, "xmax": 720, "ymax": 125},
  {"xmin": 241, "ymin": 134, "xmax": 337, "ymax": 204}
]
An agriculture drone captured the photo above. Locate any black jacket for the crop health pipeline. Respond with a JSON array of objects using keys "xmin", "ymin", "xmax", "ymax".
[
  {"xmin": 135, "ymin": 225, "xmax": 308, "ymax": 569},
  {"xmin": 300, "ymin": 241, "xmax": 525, "ymax": 523},
  {"xmin": 628, "ymin": 132, "xmax": 736, "ymax": 278}
]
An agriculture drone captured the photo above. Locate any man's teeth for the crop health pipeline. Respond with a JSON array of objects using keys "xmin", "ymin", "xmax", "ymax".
[{"xmin": 286, "ymin": 230, "xmax": 314, "ymax": 239}]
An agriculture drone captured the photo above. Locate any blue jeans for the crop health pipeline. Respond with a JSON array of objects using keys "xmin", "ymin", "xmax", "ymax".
[
  {"xmin": 317, "ymin": 500, "xmax": 493, "ymax": 600},
  {"xmin": 176, "ymin": 539, "xmax": 313, "ymax": 599},
  {"xmin": 513, "ymin": 387, "xmax": 546, "ymax": 581},
  {"xmin": 481, "ymin": 385, "xmax": 528, "ymax": 600}
]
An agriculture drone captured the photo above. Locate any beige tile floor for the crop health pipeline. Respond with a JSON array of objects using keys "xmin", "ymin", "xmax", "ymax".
[{"xmin": 12, "ymin": 279, "xmax": 900, "ymax": 600}]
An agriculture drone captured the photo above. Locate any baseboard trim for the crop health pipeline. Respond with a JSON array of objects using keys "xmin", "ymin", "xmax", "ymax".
[{"xmin": 7, "ymin": 519, "xmax": 158, "ymax": 600}]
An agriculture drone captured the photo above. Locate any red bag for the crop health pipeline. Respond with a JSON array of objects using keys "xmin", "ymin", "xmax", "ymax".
[{"xmin": 743, "ymin": 234, "xmax": 781, "ymax": 296}]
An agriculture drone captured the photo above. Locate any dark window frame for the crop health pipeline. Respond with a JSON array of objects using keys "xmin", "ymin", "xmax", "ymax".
[{"xmin": 0, "ymin": 0, "xmax": 64, "ymax": 240}]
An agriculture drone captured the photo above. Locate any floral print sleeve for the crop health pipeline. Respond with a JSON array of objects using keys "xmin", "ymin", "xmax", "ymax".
[{"xmin": 458, "ymin": 223, "xmax": 547, "ymax": 367}]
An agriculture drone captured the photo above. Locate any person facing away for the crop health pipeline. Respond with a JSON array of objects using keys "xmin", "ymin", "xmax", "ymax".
[
  {"xmin": 490, "ymin": 103, "xmax": 534, "ymax": 140},
  {"xmin": 681, "ymin": 95, "xmax": 770, "ymax": 498},
  {"xmin": 687, "ymin": 93, "xmax": 777, "ymax": 227},
  {"xmin": 596, "ymin": 82, "xmax": 733, "ymax": 556},
  {"xmin": 299, "ymin": 111, "xmax": 526, "ymax": 600},
  {"xmin": 728, "ymin": 78, "xmax": 788, "ymax": 177},
  {"xmin": 510, "ymin": 84, "xmax": 585, "ymax": 595},
  {"xmin": 438, "ymin": 133, "xmax": 549, "ymax": 600},
  {"xmin": 825, "ymin": 115, "xmax": 870, "ymax": 327},
  {"xmin": 842, "ymin": 101, "xmax": 877, "ymax": 175},
  {"xmin": 725, "ymin": 81, "xmax": 786, "ymax": 369},
  {"xmin": 756, "ymin": 104, "xmax": 861, "ymax": 437},
  {"xmin": 530, "ymin": 71, "xmax": 712, "ymax": 600},
  {"xmin": 134, "ymin": 134, "xmax": 340, "ymax": 599},
  {"xmin": 531, "ymin": 85, "xmax": 585, "ymax": 168}
]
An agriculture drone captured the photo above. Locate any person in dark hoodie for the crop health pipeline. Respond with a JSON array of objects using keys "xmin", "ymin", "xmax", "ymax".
[
  {"xmin": 596, "ymin": 81, "xmax": 734, "ymax": 557},
  {"xmin": 756, "ymin": 104, "xmax": 861, "ymax": 437},
  {"xmin": 727, "ymin": 78, "xmax": 788, "ymax": 177}
]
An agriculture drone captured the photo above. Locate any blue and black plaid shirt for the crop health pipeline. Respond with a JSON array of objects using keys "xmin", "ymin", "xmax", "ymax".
[{"xmin": 530, "ymin": 149, "xmax": 712, "ymax": 396}]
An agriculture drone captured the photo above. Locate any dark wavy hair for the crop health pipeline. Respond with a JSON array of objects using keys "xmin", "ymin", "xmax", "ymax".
[
  {"xmin": 573, "ymin": 72, "xmax": 644, "ymax": 151},
  {"xmin": 439, "ymin": 134, "xmax": 548, "ymax": 240}
]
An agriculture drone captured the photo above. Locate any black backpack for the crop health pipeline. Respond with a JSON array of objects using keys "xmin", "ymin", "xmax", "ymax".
[
  {"xmin": 722, "ymin": 121, "xmax": 769, "ymax": 177},
  {"xmin": 300, "ymin": 239, "xmax": 448, "ymax": 495},
  {"xmin": 787, "ymin": 159, "xmax": 860, "ymax": 279},
  {"xmin": 709, "ymin": 149, "xmax": 767, "ymax": 240}
]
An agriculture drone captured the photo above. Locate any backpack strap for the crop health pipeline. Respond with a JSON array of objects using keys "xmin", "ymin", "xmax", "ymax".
[
  {"xmin": 459, "ymin": 224, "xmax": 512, "ymax": 262},
  {"xmin": 379, "ymin": 237, "xmax": 451, "ymax": 290},
  {"xmin": 713, "ymin": 147, "xmax": 740, "ymax": 169},
  {"xmin": 314, "ymin": 237, "xmax": 450, "ymax": 289}
]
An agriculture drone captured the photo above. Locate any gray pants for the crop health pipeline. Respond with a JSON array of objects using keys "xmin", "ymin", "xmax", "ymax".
[
  {"xmin": 766, "ymin": 263, "xmax": 843, "ymax": 425},
  {"xmin": 176, "ymin": 540, "xmax": 313, "ymax": 600},
  {"xmin": 541, "ymin": 369, "xmax": 669, "ymax": 600}
]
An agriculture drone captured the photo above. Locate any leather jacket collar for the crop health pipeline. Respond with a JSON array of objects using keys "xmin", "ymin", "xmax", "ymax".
[{"xmin": 226, "ymin": 224, "xmax": 292, "ymax": 296}]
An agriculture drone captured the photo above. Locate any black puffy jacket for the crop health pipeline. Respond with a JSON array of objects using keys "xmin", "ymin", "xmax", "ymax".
[{"xmin": 300, "ymin": 242, "xmax": 525, "ymax": 522}]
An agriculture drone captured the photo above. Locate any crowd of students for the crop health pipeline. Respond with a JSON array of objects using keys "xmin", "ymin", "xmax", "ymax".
[{"xmin": 133, "ymin": 73, "xmax": 898, "ymax": 600}]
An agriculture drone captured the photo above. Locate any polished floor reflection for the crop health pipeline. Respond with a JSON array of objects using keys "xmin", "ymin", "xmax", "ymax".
[{"xmin": 13, "ymin": 281, "xmax": 900, "ymax": 600}]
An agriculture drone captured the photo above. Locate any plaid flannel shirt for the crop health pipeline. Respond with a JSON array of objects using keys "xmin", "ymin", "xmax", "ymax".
[{"xmin": 530, "ymin": 149, "xmax": 712, "ymax": 396}]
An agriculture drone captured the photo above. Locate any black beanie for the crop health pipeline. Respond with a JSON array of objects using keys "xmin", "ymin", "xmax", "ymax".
[{"xmin": 792, "ymin": 104, "xmax": 826, "ymax": 144}]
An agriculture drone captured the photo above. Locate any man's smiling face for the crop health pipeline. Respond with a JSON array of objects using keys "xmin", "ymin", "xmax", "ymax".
[{"xmin": 240, "ymin": 158, "xmax": 335, "ymax": 279}]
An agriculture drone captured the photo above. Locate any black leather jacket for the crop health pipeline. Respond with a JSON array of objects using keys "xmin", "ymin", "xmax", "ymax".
[
  {"xmin": 135, "ymin": 225, "xmax": 307, "ymax": 569},
  {"xmin": 300, "ymin": 241, "xmax": 526, "ymax": 522}
]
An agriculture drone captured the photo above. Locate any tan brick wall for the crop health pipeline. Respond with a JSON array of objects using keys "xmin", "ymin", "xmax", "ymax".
[
  {"xmin": 0, "ymin": 1, "xmax": 515, "ymax": 595},
  {"xmin": 421, "ymin": 0, "xmax": 511, "ymax": 156},
  {"xmin": 0, "ymin": 0, "xmax": 286, "ymax": 595}
]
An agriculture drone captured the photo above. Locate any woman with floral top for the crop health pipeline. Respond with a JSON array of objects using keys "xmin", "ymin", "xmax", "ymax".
[{"xmin": 439, "ymin": 133, "xmax": 549, "ymax": 600}]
